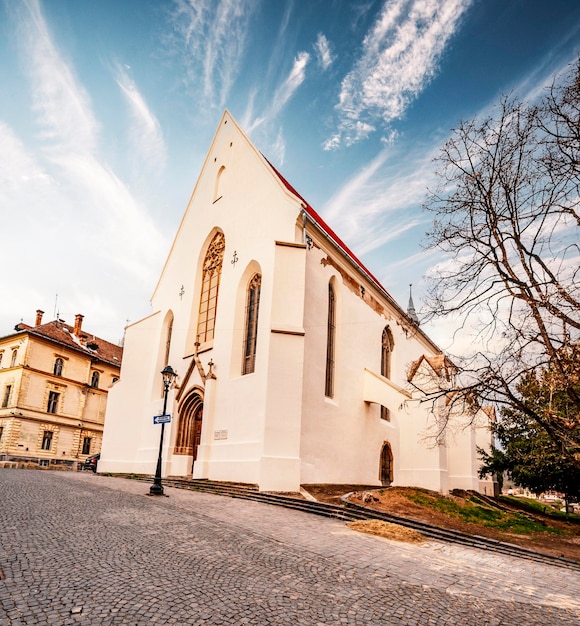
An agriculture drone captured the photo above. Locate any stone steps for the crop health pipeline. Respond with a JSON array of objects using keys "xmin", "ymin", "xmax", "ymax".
[{"xmin": 113, "ymin": 474, "xmax": 580, "ymax": 572}]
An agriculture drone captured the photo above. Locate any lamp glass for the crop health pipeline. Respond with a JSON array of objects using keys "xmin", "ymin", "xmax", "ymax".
[{"xmin": 161, "ymin": 365, "xmax": 177, "ymax": 388}]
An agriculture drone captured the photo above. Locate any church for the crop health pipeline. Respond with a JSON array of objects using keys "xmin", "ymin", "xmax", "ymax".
[{"xmin": 99, "ymin": 111, "xmax": 495, "ymax": 494}]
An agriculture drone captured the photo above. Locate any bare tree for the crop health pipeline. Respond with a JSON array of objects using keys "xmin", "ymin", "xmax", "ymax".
[{"xmin": 422, "ymin": 58, "xmax": 580, "ymax": 463}]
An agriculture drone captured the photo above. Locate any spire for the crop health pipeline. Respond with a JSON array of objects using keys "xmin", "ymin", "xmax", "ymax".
[{"xmin": 407, "ymin": 284, "xmax": 419, "ymax": 325}]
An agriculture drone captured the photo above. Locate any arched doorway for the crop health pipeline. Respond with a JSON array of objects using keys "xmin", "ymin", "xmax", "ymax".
[
  {"xmin": 379, "ymin": 442, "xmax": 394, "ymax": 486},
  {"xmin": 175, "ymin": 391, "xmax": 204, "ymax": 467}
]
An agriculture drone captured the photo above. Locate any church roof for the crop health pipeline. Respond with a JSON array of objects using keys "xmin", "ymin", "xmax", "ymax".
[{"xmin": 266, "ymin": 159, "xmax": 433, "ymax": 340}]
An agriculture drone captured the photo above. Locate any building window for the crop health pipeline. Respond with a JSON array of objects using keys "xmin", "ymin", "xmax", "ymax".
[
  {"xmin": 41, "ymin": 430, "xmax": 53, "ymax": 450},
  {"xmin": 381, "ymin": 327, "xmax": 394, "ymax": 421},
  {"xmin": 54, "ymin": 358, "xmax": 64, "ymax": 376},
  {"xmin": 2, "ymin": 385, "xmax": 11, "ymax": 408},
  {"xmin": 47, "ymin": 391, "xmax": 59, "ymax": 414},
  {"xmin": 0, "ymin": 426, "xmax": 3, "ymax": 442},
  {"xmin": 0, "ymin": 352, "xmax": 3, "ymax": 367},
  {"xmin": 197, "ymin": 232, "xmax": 225, "ymax": 344},
  {"xmin": 242, "ymin": 273, "xmax": 261, "ymax": 375},
  {"xmin": 214, "ymin": 165, "xmax": 226, "ymax": 201},
  {"xmin": 325, "ymin": 283, "xmax": 336, "ymax": 398},
  {"xmin": 10, "ymin": 350, "xmax": 17, "ymax": 367},
  {"xmin": 380, "ymin": 442, "xmax": 394, "ymax": 486},
  {"xmin": 165, "ymin": 316, "xmax": 173, "ymax": 365},
  {"xmin": 82, "ymin": 436, "xmax": 91, "ymax": 455},
  {"xmin": 112, "ymin": 377, "xmax": 119, "ymax": 384},
  {"xmin": 91, "ymin": 371, "xmax": 100, "ymax": 388}
]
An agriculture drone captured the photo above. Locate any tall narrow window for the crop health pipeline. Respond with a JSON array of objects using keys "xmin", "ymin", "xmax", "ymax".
[
  {"xmin": 0, "ymin": 352, "xmax": 3, "ymax": 367},
  {"xmin": 0, "ymin": 426, "xmax": 3, "ymax": 442},
  {"xmin": 164, "ymin": 317, "xmax": 173, "ymax": 366},
  {"xmin": 41, "ymin": 430, "xmax": 53, "ymax": 450},
  {"xmin": 82, "ymin": 436, "xmax": 91, "ymax": 455},
  {"xmin": 197, "ymin": 232, "xmax": 225, "ymax": 344},
  {"xmin": 2, "ymin": 385, "xmax": 11, "ymax": 408},
  {"xmin": 91, "ymin": 371, "xmax": 100, "ymax": 388},
  {"xmin": 325, "ymin": 283, "xmax": 336, "ymax": 398},
  {"xmin": 380, "ymin": 442, "xmax": 394, "ymax": 486},
  {"xmin": 47, "ymin": 391, "xmax": 59, "ymax": 414},
  {"xmin": 54, "ymin": 358, "xmax": 63, "ymax": 376},
  {"xmin": 10, "ymin": 350, "xmax": 17, "ymax": 367},
  {"xmin": 381, "ymin": 327, "xmax": 394, "ymax": 420},
  {"xmin": 242, "ymin": 274, "xmax": 261, "ymax": 375}
]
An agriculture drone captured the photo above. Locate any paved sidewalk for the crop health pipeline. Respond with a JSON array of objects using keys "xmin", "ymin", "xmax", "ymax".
[{"xmin": 0, "ymin": 470, "xmax": 579, "ymax": 625}]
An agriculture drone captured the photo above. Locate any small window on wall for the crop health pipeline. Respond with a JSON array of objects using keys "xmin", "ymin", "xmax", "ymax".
[
  {"xmin": 2, "ymin": 385, "xmax": 11, "ymax": 408},
  {"xmin": 242, "ymin": 273, "xmax": 261, "ymax": 375},
  {"xmin": 54, "ymin": 358, "xmax": 63, "ymax": 376},
  {"xmin": 91, "ymin": 371, "xmax": 99, "ymax": 388},
  {"xmin": 47, "ymin": 391, "xmax": 59, "ymax": 414},
  {"xmin": 0, "ymin": 352, "xmax": 3, "ymax": 367},
  {"xmin": 41, "ymin": 430, "xmax": 53, "ymax": 450},
  {"xmin": 0, "ymin": 426, "xmax": 4, "ymax": 442},
  {"xmin": 82, "ymin": 436, "xmax": 91, "ymax": 455},
  {"xmin": 10, "ymin": 350, "xmax": 17, "ymax": 367}
]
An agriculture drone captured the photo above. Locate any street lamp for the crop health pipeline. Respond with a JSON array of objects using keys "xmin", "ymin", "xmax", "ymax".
[{"xmin": 149, "ymin": 365, "xmax": 177, "ymax": 496}]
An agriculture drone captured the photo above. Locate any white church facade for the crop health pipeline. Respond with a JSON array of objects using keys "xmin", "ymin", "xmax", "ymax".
[{"xmin": 100, "ymin": 111, "xmax": 495, "ymax": 494}]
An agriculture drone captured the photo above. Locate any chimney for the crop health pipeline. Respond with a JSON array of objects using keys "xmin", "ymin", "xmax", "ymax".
[
  {"xmin": 35, "ymin": 310, "xmax": 44, "ymax": 326},
  {"xmin": 73, "ymin": 314, "xmax": 84, "ymax": 337}
]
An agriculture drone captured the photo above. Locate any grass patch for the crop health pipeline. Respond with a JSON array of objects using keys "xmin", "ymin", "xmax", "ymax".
[
  {"xmin": 403, "ymin": 490, "xmax": 565, "ymax": 535},
  {"xmin": 501, "ymin": 496, "xmax": 580, "ymax": 523}
]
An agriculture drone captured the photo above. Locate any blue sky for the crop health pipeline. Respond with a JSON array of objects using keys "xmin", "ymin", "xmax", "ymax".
[{"xmin": 1, "ymin": 0, "xmax": 580, "ymax": 348}]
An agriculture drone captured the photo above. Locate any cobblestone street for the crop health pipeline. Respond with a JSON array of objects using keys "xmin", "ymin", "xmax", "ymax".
[{"xmin": 0, "ymin": 469, "xmax": 579, "ymax": 625}]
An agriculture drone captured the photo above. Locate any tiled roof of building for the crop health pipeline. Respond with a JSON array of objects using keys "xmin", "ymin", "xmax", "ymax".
[
  {"xmin": 9, "ymin": 319, "xmax": 122, "ymax": 367},
  {"xmin": 407, "ymin": 354, "xmax": 457, "ymax": 382}
]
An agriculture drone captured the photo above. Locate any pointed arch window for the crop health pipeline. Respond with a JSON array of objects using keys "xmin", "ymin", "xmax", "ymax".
[
  {"xmin": 10, "ymin": 350, "xmax": 17, "ymax": 367},
  {"xmin": 325, "ymin": 282, "xmax": 336, "ymax": 398},
  {"xmin": 380, "ymin": 442, "xmax": 394, "ymax": 486},
  {"xmin": 381, "ymin": 327, "xmax": 394, "ymax": 420},
  {"xmin": 197, "ymin": 232, "xmax": 225, "ymax": 344},
  {"xmin": 242, "ymin": 273, "xmax": 261, "ymax": 375},
  {"xmin": 53, "ymin": 358, "xmax": 64, "ymax": 377},
  {"xmin": 91, "ymin": 371, "xmax": 100, "ymax": 388}
]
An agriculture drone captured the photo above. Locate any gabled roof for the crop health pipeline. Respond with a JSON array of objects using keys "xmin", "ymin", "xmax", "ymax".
[
  {"xmin": 407, "ymin": 354, "xmax": 457, "ymax": 382},
  {"xmin": 6, "ymin": 320, "xmax": 122, "ymax": 368}
]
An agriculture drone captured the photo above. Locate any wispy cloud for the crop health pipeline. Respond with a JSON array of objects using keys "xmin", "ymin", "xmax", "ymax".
[
  {"xmin": 249, "ymin": 51, "xmax": 311, "ymax": 134},
  {"xmin": 115, "ymin": 63, "xmax": 167, "ymax": 177},
  {"xmin": 17, "ymin": 0, "xmax": 98, "ymax": 153},
  {"xmin": 325, "ymin": 0, "xmax": 471, "ymax": 150},
  {"xmin": 314, "ymin": 33, "xmax": 335, "ymax": 71},
  {"xmin": 169, "ymin": 0, "xmax": 258, "ymax": 108},
  {"xmin": 245, "ymin": 51, "xmax": 311, "ymax": 165},
  {"xmin": 322, "ymin": 137, "xmax": 441, "ymax": 260},
  {"xmin": 4, "ymin": 0, "xmax": 165, "ymax": 339}
]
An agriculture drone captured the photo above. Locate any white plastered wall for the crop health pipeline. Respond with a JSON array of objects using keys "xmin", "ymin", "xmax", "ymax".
[{"xmin": 299, "ymin": 238, "xmax": 448, "ymax": 489}]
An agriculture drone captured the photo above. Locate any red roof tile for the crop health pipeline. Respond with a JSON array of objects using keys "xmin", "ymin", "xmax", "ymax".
[{"xmin": 8, "ymin": 320, "xmax": 122, "ymax": 367}]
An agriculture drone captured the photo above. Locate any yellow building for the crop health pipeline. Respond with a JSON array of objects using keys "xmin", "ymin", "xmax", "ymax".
[{"xmin": 0, "ymin": 310, "xmax": 122, "ymax": 469}]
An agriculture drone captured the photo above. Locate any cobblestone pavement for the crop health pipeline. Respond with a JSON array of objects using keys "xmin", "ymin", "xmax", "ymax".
[{"xmin": 1, "ymin": 470, "xmax": 579, "ymax": 626}]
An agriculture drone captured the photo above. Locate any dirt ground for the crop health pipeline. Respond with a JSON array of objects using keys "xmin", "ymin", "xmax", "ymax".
[{"xmin": 302, "ymin": 484, "xmax": 580, "ymax": 562}]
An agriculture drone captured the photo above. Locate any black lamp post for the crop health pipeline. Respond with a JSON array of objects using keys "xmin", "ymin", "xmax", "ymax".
[{"xmin": 149, "ymin": 365, "xmax": 177, "ymax": 496}]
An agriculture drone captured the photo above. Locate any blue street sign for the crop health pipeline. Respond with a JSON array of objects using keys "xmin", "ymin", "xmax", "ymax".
[{"xmin": 153, "ymin": 414, "xmax": 171, "ymax": 424}]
